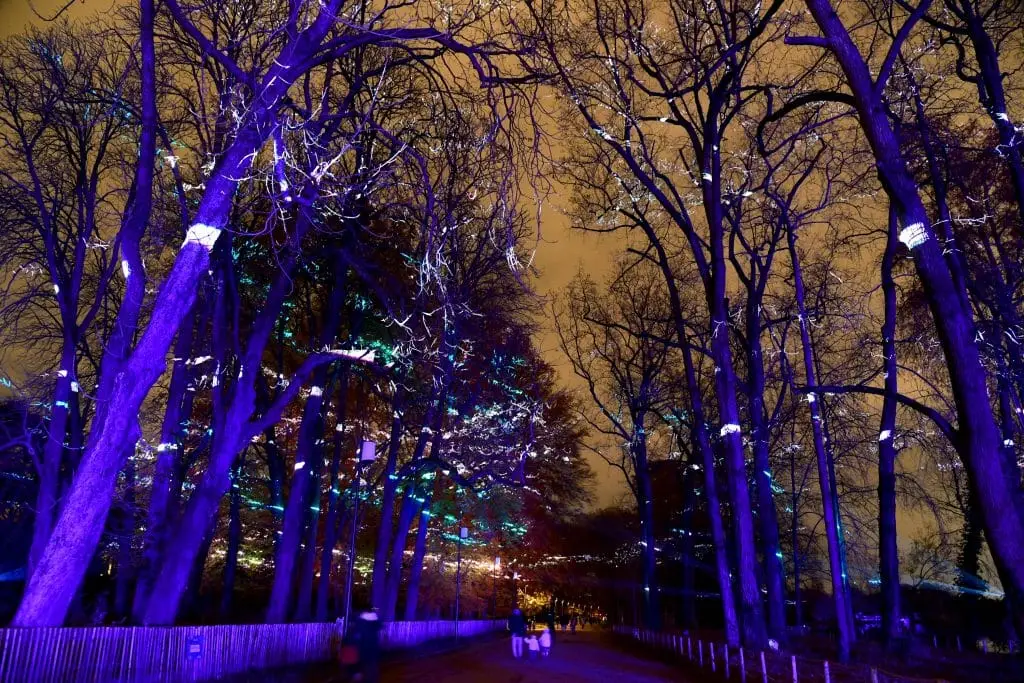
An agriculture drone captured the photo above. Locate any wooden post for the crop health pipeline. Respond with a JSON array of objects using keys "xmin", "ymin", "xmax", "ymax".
[
  {"xmin": 824, "ymin": 660, "xmax": 830, "ymax": 683},
  {"xmin": 699, "ymin": 639, "xmax": 704, "ymax": 667},
  {"xmin": 791, "ymin": 654, "xmax": 797, "ymax": 683},
  {"xmin": 761, "ymin": 651, "xmax": 768, "ymax": 683},
  {"xmin": 688, "ymin": 637, "xmax": 693, "ymax": 660},
  {"xmin": 740, "ymin": 647, "xmax": 746, "ymax": 682},
  {"xmin": 725, "ymin": 644, "xmax": 730, "ymax": 678},
  {"xmin": 711, "ymin": 641, "xmax": 717, "ymax": 673},
  {"xmin": 870, "ymin": 668, "xmax": 879, "ymax": 683}
]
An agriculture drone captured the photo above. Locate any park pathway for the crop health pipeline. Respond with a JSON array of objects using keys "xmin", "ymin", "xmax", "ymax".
[{"xmin": 375, "ymin": 630, "xmax": 694, "ymax": 682}]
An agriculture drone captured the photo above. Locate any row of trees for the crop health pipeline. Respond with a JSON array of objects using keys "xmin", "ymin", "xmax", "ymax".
[
  {"xmin": 0, "ymin": 0, "xmax": 591, "ymax": 628},
  {"xmin": 538, "ymin": 0, "xmax": 1023, "ymax": 661}
]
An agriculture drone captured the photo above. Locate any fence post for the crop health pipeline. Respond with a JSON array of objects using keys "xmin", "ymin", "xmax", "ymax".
[
  {"xmin": 824, "ymin": 660, "xmax": 830, "ymax": 683},
  {"xmin": 699, "ymin": 640, "xmax": 704, "ymax": 667},
  {"xmin": 956, "ymin": 635, "xmax": 962, "ymax": 652},
  {"xmin": 791, "ymin": 654, "xmax": 797, "ymax": 683},
  {"xmin": 711, "ymin": 641, "xmax": 716, "ymax": 673},
  {"xmin": 983, "ymin": 638, "xmax": 988, "ymax": 654},
  {"xmin": 870, "ymin": 668, "xmax": 879, "ymax": 683},
  {"xmin": 761, "ymin": 651, "xmax": 768, "ymax": 683},
  {"xmin": 740, "ymin": 647, "xmax": 746, "ymax": 682},
  {"xmin": 688, "ymin": 637, "xmax": 693, "ymax": 661},
  {"xmin": 933, "ymin": 635, "xmax": 938, "ymax": 649},
  {"xmin": 725, "ymin": 644, "xmax": 730, "ymax": 678}
]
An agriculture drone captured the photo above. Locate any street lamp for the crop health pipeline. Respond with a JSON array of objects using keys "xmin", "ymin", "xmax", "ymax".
[
  {"xmin": 455, "ymin": 526, "xmax": 468, "ymax": 640},
  {"xmin": 491, "ymin": 556, "xmax": 500, "ymax": 617},
  {"xmin": 342, "ymin": 440, "xmax": 376, "ymax": 631}
]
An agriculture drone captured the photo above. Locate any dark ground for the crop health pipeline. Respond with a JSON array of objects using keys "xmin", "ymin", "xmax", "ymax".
[{"xmin": 218, "ymin": 630, "xmax": 697, "ymax": 682}]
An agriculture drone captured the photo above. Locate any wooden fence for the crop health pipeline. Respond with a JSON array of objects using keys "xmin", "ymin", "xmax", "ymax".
[
  {"xmin": 0, "ymin": 619, "xmax": 503, "ymax": 682},
  {"xmin": 614, "ymin": 626, "xmax": 963, "ymax": 683}
]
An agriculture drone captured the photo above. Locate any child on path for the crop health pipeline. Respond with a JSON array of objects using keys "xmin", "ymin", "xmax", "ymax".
[
  {"xmin": 539, "ymin": 628, "xmax": 552, "ymax": 657},
  {"xmin": 527, "ymin": 635, "xmax": 541, "ymax": 659}
]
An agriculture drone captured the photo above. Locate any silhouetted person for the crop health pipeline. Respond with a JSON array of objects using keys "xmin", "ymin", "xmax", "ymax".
[
  {"xmin": 508, "ymin": 607, "xmax": 526, "ymax": 658},
  {"xmin": 350, "ymin": 610, "xmax": 381, "ymax": 682}
]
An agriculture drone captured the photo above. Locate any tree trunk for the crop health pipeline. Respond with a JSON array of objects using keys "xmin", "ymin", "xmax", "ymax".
[
  {"xmin": 134, "ymin": 303, "xmax": 199, "ymax": 621},
  {"xmin": 315, "ymin": 370, "xmax": 354, "ymax": 621},
  {"xmin": 785, "ymin": 223, "xmax": 853, "ymax": 661},
  {"xmin": 879, "ymin": 205, "xmax": 902, "ymax": 648},
  {"xmin": 404, "ymin": 496, "xmax": 432, "ymax": 621},
  {"xmin": 383, "ymin": 490, "xmax": 420, "ymax": 620},
  {"xmin": 634, "ymin": 430, "xmax": 660, "ymax": 631},
  {"xmin": 679, "ymin": 453, "xmax": 698, "ymax": 630},
  {"xmin": 369, "ymin": 388, "xmax": 406, "ymax": 613},
  {"xmin": 745, "ymin": 298, "xmax": 787, "ymax": 640},
  {"xmin": 221, "ymin": 457, "xmax": 244, "ymax": 620},
  {"xmin": 28, "ymin": 343, "xmax": 79, "ymax": 579}
]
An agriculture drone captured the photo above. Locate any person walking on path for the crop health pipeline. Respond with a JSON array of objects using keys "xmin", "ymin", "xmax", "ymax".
[
  {"xmin": 540, "ymin": 627, "xmax": 552, "ymax": 657},
  {"xmin": 508, "ymin": 607, "xmax": 527, "ymax": 658}
]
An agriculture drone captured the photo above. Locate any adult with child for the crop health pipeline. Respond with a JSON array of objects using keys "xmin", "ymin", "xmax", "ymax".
[{"xmin": 508, "ymin": 607, "xmax": 527, "ymax": 659}]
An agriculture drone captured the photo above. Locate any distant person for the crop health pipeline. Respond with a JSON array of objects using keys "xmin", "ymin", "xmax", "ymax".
[
  {"xmin": 540, "ymin": 627, "xmax": 552, "ymax": 657},
  {"xmin": 508, "ymin": 607, "xmax": 527, "ymax": 658},
  {"xmin": 527, "ymin": 634, "xmax": 541, "ymax": 659},
  {"xmin": 570, "ymin": 615, "xmax": 577, "ymax": 634},
  {"xmin": 546, "ymin": 611, "xmax": 557, "ymax": 641},
  {"xmin": 560, "ymin": 613, "xmax": 570, "ymax": 631}
]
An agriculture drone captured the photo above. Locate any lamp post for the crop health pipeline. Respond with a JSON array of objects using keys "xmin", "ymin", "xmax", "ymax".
[
  {"xmin": 491, "ymin": 556, "xmax": 500, "ymax": 617},
  {"xmin": 342, "ymin": 440, "xmax": 376, "ymax": 631},
  {"xmin": 455, "ymin": 526, "xmax": 468, "ymax": 640}
]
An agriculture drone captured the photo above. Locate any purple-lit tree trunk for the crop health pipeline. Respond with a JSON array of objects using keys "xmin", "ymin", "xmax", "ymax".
[
  {"xmin": 133, "ymin": 302, "xmax": 201, "ymax": 621},
  {"xmin": 380, "ymin": 467, "xmax": 442, "ymax": 621},
  {"xmin": 381, "ymin": 354, "xmax": 455, "ymax": 620},
  {"xmin": 738, "ymin": 232, "xmax": 788, "ymax": 641},
  {"xmin": 27, "ymin": 343, "xmax": 79, "ymax": 577},
  {"xmin": 267, "ymin": 274, "xmax": 347, "ymax": 623},
  {"xmin": 704, "ymin": 188, "xmax": 768, "ymax": 649},
  {"xmin": 369, "ymin": 387, "xmax": 408, "ymax": 612},
  {"xmin": 631, "ymin": 410, "xmax": 660, "ymax": 630},
  {"xmin": 798, "ymin": 0, "xmax": 1024, "ymax": 636},
  {"xmin": 382, "ymin": 490, "xmax": 420, "ymax": 620},
  {"xmin": 294, "ymin": 370, "xmax": 342, "ymax": 622},
  {"xmin": 221, "ymin": 453, "xmax": 245, "ymax": 618},
  {"xmin": 878, "ymin": 206, "xmax": 902, "ymax": 648},
  {"xmin": 403, "ymin": 490, "xmax": 434, "ymax": 621},
  {"xmin": 784, "ymin": 223, "xmax": 853, "ymax": 661},
  {"xmin": 315, "ymin": 370, "xmax": 359, "ymax": 621}
]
